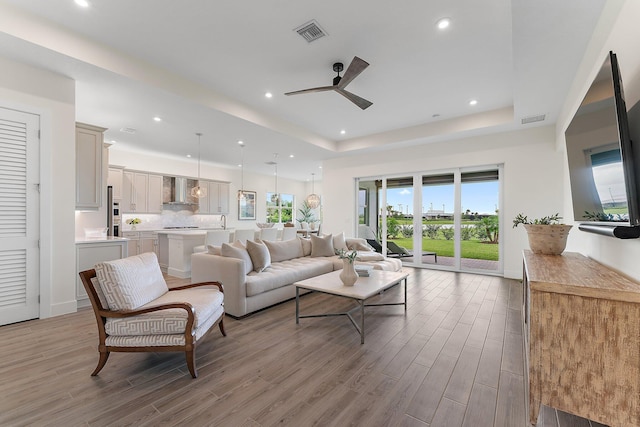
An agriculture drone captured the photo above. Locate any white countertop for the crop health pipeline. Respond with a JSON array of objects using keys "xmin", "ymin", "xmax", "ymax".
[{"xmin": 75, "ymin": 236, "xmax": 130, "ymax": 244}]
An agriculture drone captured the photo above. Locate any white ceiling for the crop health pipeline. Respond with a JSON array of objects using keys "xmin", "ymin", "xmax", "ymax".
[{"xmin": 0, "ymin": 0, "xmax": 606, "ymax": 180}]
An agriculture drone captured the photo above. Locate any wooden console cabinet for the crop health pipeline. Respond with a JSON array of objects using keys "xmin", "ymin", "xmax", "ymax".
[{"xmin": 523, "ymin": 250, "xmax": 640, "ymax": 426}]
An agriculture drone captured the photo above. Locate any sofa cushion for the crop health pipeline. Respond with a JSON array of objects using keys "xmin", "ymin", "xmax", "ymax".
[
  {"xmin": 346, "ymin": 237, "xmax": 375, "ymax": 252},
  {"xmin": 207, "ymin": 244, "xmax": 221, "ymax": 255},
  {"xmin": 245, "ymin": 257, "xmax": 334, "ymax": 297},
  {"xmin": 263, "ymin": 238, "xmax": 304, "ymax": 262},
  {"xmin": 355, "ymin": 251, "xmax": 386, "ymax": 262},
  {"xmin": 333, "ymin": 232, "xmax": 349, "ymax": 251},
  {"xmin": 311, "ymin": 233, "xmax": 335, "ymax": 257},
  {"xmin": 221, "ymin": 241, "xmax": 253, "ymax": 275},
  {"xmin": 299, "ymin": 236, "xmax": 312, "ymax": 256},
  {"xmin": 105, "ymin": 287, "xmax": 224, "ymax": 336},
  {"xmin": 246, "ymin": 239, "xmax": 271, "ymax": 273},
  {"xmin": 95, "ymin": 252, "xmax": 168, "ymax": 311}
]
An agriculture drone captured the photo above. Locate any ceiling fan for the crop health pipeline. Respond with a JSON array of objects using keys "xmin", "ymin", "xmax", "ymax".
[{"xmin": 285, "ymin": 56, "xmax": 373, "ymax": 110}]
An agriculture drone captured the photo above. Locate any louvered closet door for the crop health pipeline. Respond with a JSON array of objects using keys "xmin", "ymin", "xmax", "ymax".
[{"xmin": 0, "ymin": 107, "xmax": 40, "ymax": 326}]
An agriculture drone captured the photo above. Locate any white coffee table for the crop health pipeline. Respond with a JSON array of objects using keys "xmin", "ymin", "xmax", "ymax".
[{"xmin": 294, "ymin": 269, "xmax": 409, "ymax": 344}]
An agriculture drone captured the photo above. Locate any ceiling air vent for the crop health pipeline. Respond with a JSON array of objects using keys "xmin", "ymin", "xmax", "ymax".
[
  {"xmin": 521, "ymin": 114, "xmax": 546, "ymax": 125},
  {"xmin": 294, "ymin": 20, "xmax": 327, "ymax": 43},
  {"xmin": 119, "ymin": 127, "xmax": 137, "ymax": 134}
]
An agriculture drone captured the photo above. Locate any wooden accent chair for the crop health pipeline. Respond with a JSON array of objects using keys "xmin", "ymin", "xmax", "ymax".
[{"xmin": 79, "ymin": 252, "xmax": 226, "ymax": 378}]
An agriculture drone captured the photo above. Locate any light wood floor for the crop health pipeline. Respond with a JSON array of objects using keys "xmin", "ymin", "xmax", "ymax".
[{"xmin": 1, "ymin": 268, "xmax": 606, "ymax": 426}]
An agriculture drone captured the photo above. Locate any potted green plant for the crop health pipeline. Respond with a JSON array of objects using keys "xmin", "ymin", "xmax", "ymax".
[
  {"xmin": 513, "ymin": 213, "xmax": 572, "ymax": 255},
  {"xmin": 297, "ymin": 200, "xmax": 316, "ymax": 229}
]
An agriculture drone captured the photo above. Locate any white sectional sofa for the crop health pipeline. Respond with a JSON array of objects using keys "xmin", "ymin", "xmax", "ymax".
[{"xmin": 190, "ymin": 233, "xmax": 402, "ymax": 318}]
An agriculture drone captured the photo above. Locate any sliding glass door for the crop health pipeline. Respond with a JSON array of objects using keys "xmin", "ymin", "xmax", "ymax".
[{"xmin": 356, "ymin": 165, "xmax": 502, "ymax": 274}]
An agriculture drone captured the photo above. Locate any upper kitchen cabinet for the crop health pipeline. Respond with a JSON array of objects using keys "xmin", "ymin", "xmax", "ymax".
[
  {"xmin": 107, "ymin": 166, "xmax": 125, "ymax": 200},
  {"xmin": 198, "ymin": 181, "xmax": 229, "ymax": 214},
  {"xmin": 121, "ymin": 171, "xmax": 163, "ymax": 214},
  {"xmin": 75, "ymin": 123, "xmax": 107, "ymax": 210}
]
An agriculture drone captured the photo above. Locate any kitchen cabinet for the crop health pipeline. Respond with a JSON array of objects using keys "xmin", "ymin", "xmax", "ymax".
[
  {"xmin": 198, "ymin": 181, "xmax": 230, "ymax": 214},
  {"xmin": 76, "ymin": 238, "xmax": 128, "ymax": 308},
  {"xmin": 121, "ymin": 171, "xmax": 163, "ymax": 213},
  {"xmin": 122, "ymin": 231, "xmax": 158, "ymax": 256},
  {"xmin": 75, "ymin": 122, "xmax": 107, "ymax": 210},
  {"xmin": 107, "ymin": 166, "xmax": 124, "ymax": 200}
]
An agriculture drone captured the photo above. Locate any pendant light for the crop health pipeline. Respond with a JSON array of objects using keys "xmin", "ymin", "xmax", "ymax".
[
  {"xmin": 191, "ymin": 132, "xmax": 207, "ymax": 199},
  {"xmin": 237, "ymin": 142, "xmax": 246, "ymax": 201},
  {"xmin": 305, "ymin": 173, "xmax": 321, "ymax": 209},
  {"xmin": 270, "ymin": 153, "xmax": 279, "ymax": 204}
]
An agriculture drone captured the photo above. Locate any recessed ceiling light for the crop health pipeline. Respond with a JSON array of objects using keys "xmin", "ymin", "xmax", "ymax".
[
  {"xmin": 265, "ymin": 92, "xmax": 273, "ymax": 98},
  {"xmin": 469, "ymin": 99, "xmax": 478, "ymax": 106},
  {"xmin": 110, "ymin": 140, "xmax": 117, "ymax": 143},
  {"xmin": 75, "ymin": 0, "xmax": 89, "ymax": 8},
  {"xmin": 153, "ymin": 116, "xmax": 162, "ymax": 122},
  {"xmin": 186, "ymin": 154, "xmax": 192, "ymax": 158},
  {"xmin": 436, "ymin": 18, "xmax": 451, "ymax": 30},
  {"xmin": 237, "ymin": 140, "xmax": 244, "ymax": 145},
  {"xmin": 289, "ymin": 154, "xmax": 294, "ymax": 158},
  {"xmin": 319, "ymin": 166, "xmax": 322, "ymax": 169},
  {"xmin": 340, "ymin": 130, "xmax": 346, "ymax": 135}
]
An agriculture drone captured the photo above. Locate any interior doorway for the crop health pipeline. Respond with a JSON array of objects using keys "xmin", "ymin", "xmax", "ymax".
[{"xmin": 0, "ymin": 107, "xmax": 40, "ymax": 326}]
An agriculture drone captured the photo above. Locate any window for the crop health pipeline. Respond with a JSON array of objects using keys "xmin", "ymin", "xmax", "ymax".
[{"xmin": 266, "ymin": 193, "xmax": 293, "ymax": 223}]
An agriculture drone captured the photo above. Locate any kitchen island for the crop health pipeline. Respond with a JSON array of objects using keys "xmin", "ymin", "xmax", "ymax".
[{"xmin": 157, "ymin": 229, "xmax": 227, "ymax": 278}]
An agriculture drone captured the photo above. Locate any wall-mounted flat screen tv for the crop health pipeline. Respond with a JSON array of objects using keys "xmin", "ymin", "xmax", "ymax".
[{"xmin": 565, "ymin": 51, "xmax": 640, "ymax": 238}]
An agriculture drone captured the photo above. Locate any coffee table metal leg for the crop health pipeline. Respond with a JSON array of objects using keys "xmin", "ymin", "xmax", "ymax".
[
  {"xmin": 295, "ymin": 286, "xmax": 300, "ymax": 324},
  {"xmin": 360, "ymin": 300, "xmax": 365, "ymax": 344},
  {"xmin": 404, "ymin": 278, "xmax": 407, "ymax": 311}
]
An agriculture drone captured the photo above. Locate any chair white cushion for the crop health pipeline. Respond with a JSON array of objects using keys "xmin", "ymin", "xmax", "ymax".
[
  {"xmin": 246, "ymin": 239, "xmax": 271, "ymax": 273},
  {"xmin": 221, "ymin": 241, "xmax": 253, "ymax": 275},
  {"xmin": 263, "ymin": 238, "xmax": 304, "ymax": 262},
  {"xmin": 95, "ymin": 252, "xmax": 168, "ymax": 311},
  {"xmin": 310, "ymin": 233, "xmax": 335, "ymax": 257},
  {"xmin": 105, "ymin": 288, "xmax": 224, "ymax": 336}
]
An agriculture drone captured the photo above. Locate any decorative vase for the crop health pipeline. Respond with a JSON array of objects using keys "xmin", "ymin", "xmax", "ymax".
[
  {"xmin": 340, "ymin": 260, "xmax": 358, "ymax": 286},
  {"xmin": 523, "ymin": 224, "xmax": 572, "ymax": 255},
  {"xmin": 131, "ymin": 225, "xmax": 136, "ymax": 231},
  {"xmin": 310, "ymin": 222, "xmax": 316, "ymax": 230}
]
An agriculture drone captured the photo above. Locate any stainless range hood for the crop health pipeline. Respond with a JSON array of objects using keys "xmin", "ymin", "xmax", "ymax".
[{"xmin": 162, "ymin": 176, "xmax": 198, "ymax": 205}]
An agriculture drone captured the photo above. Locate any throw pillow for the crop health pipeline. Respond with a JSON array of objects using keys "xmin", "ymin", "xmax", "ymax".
[
  {"xmin": 333, "ymin": 232, "xmax": 349, "ymax": 251},
  {"xmin": 95, "ymin": 252, "xmax": 168, "ymax": 311},
  {"xmin": 346, "ymin": 238, "xmax": 375, "ymax": 252},
  {"xmin": 206, "ymin": 244, "xmax": 221, "ymax": 255},
  {"xmin": 263, "ymin": 239, "xmax": 304, "ymax": 263},
  {"xmin": 299, "ymin": 236, "xmax": 312, "ymax": 256},
  {"xmin": 221, "ymin": 242, "xmax": 253, "ymax": 275},
  {"xmin": 310, "ymin": 233, "xmax": 335, "ymax": 257},
  {"xmin": 246, "ymin": 239, "xmax": 271, "ymax": 272}
]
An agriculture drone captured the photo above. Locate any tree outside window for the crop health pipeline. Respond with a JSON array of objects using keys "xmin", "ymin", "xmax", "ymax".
[{"xmin": 266, "ymin": 193, "xmax": 293, "ymax": 223}]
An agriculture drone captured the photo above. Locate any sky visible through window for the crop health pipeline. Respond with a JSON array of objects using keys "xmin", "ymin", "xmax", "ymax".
[{"xmin": 385, "ymin": 181, "xmax": 499, "ymax": 215}]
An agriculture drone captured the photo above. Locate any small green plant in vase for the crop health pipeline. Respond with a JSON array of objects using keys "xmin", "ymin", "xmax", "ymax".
[
  {"xmin": 337, "ymin": 249, "xmax": 358, "ymax": 286},
  {"xmin": 126, "ymin": 218, "xmax": 141, "ymax": 230},
  {"xmin": 513, "ymin": 213, "xmax": 571, "ymax": 255}
]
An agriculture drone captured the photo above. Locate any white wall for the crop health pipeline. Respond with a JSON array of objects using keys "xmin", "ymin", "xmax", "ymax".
[
  {"xmin": 0, "ymin": 57, "xmax": 77, "ymax": 317},
  {"xmin": 322, "ymin": 125, "xmax": 563, "ymax": 279},
  {"xmin": 108, "ymin": 146, "xmax": 322, "ymax": 230},
  {"xmin": 559, "ymin": 0, "xmax": 640, "ymax": 281}
]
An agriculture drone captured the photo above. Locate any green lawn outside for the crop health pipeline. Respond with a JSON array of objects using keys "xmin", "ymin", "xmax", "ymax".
[{"xmin": 391, "ymin": 237, "xmax": 499, "ymax": 261}]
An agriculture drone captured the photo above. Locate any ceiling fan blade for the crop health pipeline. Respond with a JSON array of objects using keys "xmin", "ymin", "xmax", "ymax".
[
  {"xmin": 337, "ymin": 56, "xmax": 370, "ymax": 89},
  {"xmin": 336, "ymin": 88, "xmax": 373, "ymax": 110},
  {"xmin": 284, "ymin": 86, "xmax": 335, "ymax": 96}
]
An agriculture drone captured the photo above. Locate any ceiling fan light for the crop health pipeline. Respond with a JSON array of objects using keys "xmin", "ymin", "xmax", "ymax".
[{"xmin": 306, "ymin": 193, "xmax": 321, "ymax": 209}]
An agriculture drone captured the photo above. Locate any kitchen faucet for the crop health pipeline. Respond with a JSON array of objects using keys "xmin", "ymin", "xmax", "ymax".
[{"xmin": 221, "ymin": 214, "xmax": 226, "ymax": 230}]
